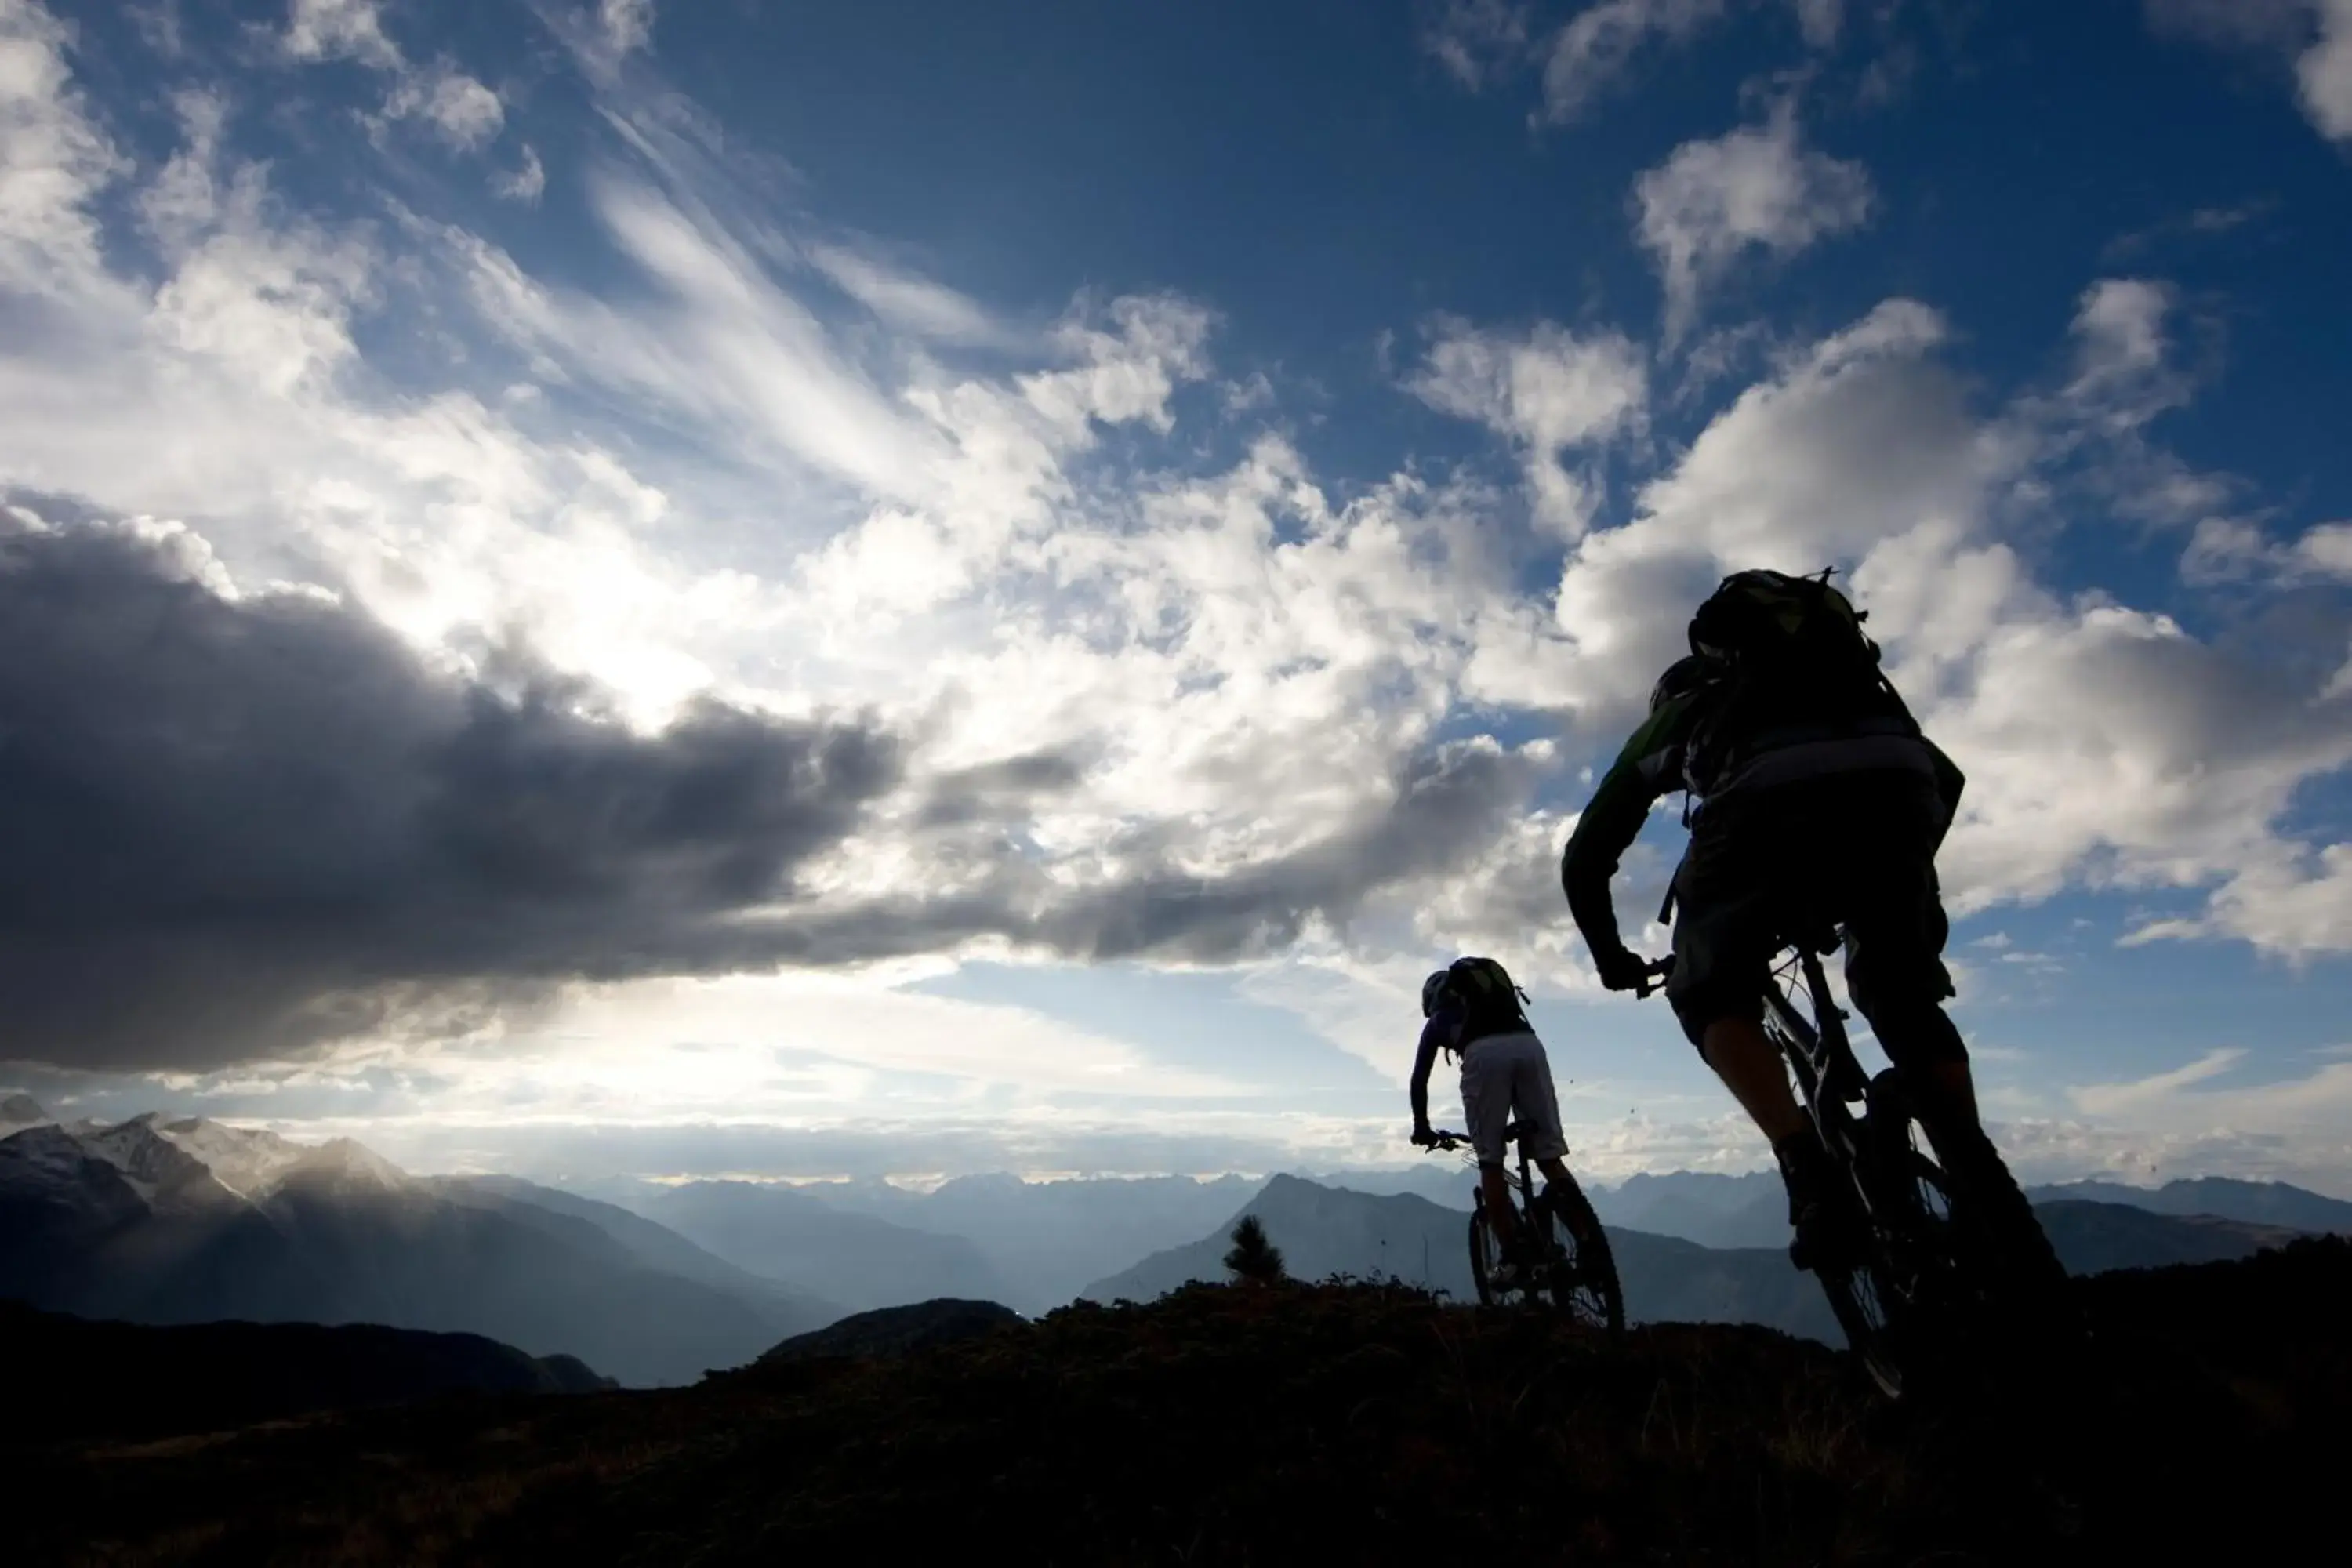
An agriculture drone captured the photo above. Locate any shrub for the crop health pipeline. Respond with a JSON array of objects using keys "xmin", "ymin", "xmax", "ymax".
[{"xmin": 1223, "ymin": 1215, "xmax": 1287, "ymax": 1285}]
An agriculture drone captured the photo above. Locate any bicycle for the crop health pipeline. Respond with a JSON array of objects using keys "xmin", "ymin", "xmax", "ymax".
[
  {"xmin": 1423, "ymin": 1121, "xmax": 1624, "ymax": 1333},
  {"xmin": 1633, "ymin": 935, "xmax": 2066, "ymax": 1398}
]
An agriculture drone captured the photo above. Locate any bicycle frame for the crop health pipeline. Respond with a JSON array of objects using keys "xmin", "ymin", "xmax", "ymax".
[
  {"xmin": 1759, "ymin": 943, "xmax": 1869, "ymax": 1170},
  {"xmin": 1438, "ymin": 1127, "xmax": 1540, "ymax": 1233}
]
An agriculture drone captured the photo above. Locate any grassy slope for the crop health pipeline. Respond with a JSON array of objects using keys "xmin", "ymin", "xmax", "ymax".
[{"xmin": 17, "ymin": 1239, "xmax": 2351, "ymax": 1566}]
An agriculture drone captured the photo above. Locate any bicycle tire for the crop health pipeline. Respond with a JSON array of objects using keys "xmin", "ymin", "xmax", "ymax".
[
  {"xmin": 1467, "ymin": 1205, "xmax": 1500, "ymax": 1307},
  {"xmin": 1535, "ymin": 1178, "xmax": 1625, "ymax": 1334},
  {"xmin": 1810, "ymin": 1116, "xmax": 1955, "ymax": 1399},
  {"xmin": 1817, "ymin": 1263, "xmax": 1907, "ymax": 1398}
]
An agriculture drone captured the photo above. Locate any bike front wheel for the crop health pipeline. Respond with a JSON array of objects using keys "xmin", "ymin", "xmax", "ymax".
[
  {"xmin": 1468, "ymin": 1203, "xmax": 1513, "ymax": 1306},
  {"xmin": 1820, "ymin": 1139, "xmax": 1962, "ymax": 1399},
  {"xmin": 1534, "ymin": 1178, "xmax": 1625, "ymax": 1334}
]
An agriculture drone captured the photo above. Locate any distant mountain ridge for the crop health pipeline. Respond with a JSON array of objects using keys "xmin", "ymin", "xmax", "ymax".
[
  {"xmin": 630, "ymin": 1180, "xmax": 1011, "ymax": 1315},
  {"xmin": 1082, "ymin": 1175, "xmax": 1840, "ymax": 1341},
  {"xmin": 0, "ymin": 1112, "xmax": 839, "ymax": 1386},
  {"xmin": 1081, "ymin": 1174, "xmax": 2313, "ymax": 1344},
  {"xmin": 789, "ymin": 1171, "xmax": 1259, "ymax": 1312},
  {"xmin": 2026, "ymin": 1176, "xmax": 2352, "ymax": 1234}
]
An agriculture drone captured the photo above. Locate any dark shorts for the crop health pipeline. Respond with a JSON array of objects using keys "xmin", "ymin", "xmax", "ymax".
[{"xmin": 1665, "ymin": 770, "xmax": 1958, "ymax": 1056}]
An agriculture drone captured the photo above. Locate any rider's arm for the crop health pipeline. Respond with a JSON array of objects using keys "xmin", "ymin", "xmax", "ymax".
[
  {"xmin": 1408, "ymin": 1004, "xmax": 1460, "ymax": 1132},
  {"xmin": 1559, "ymin": 698, "xmax": 1692, "ymax": 960}
]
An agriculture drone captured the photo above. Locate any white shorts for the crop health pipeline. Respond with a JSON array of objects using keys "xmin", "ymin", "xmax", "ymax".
[{"xmin": 1458, "ymin": 1031, "xmax": 1567, "ymax": 1167}]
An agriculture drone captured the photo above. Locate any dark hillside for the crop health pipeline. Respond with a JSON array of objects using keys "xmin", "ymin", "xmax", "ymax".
[
  {"xmin": 13, "ymin": 1240, "xmax": 2349, "ymax": 1566},
  {"xmin": 3, "ymin": 1301, "xmax": 612, "ymax": 1443}
]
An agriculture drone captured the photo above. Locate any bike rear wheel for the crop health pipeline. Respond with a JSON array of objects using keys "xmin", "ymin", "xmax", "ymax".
[{"xmin": 1534, "ymin": 1178, "xmax": 1625, "ymax": 1333}]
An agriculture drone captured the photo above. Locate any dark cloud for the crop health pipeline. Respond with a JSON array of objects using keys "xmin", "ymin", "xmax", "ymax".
[
  {"xmin": 0, "ymin": 514, "xmax": 900, "ymax": 1070},
  {"xmin": 1, "ymin": 513, "xmax": 1548, "ymax": 1073},
  {"xmin": 783, "ymin": 737, "xmax": 1544, "ymax": 965}
]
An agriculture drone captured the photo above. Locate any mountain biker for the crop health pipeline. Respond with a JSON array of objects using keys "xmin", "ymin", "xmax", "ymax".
[
  {"xmin": 1408, "ymin": 956, "xmax": 1577, "ymax": 1286},
  {"xmin": 1559, "ymin": 569, "xmax": 2013, "ymax": 1275}
]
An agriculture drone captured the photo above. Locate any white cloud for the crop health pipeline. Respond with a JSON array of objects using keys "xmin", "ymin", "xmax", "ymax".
[
  {"xmin": 1791, "ymin": 0, "xmax": 1842, "ymax": 47},
  {"xmin": 2067, "ymin": 278, "xmax": 2187, "ymax": 422},
  {"xmin": 281, "ymin": 0, "xmax": 506, "ymax": 155},
  {"xmin": 807, "ymin": 241, "xmax": 1009, "ymax": 346},
  {"xmin": 2061, "ymin": 1043, "xmax": 2352, "ymax": 1178},
  {"xmin": 1407, "ymin": 319, "xmax": 1648, "ymax": 534},
  {"xmin": 0, "ymin": 0, "xmax": 129, "ymax": 295},
  {"xmin": 495, "ymin": 144, "xmax": 546, "ymax": 204},
  {"xmin": 2146, "ymin": 0, "xmax": 2352, "ymax": 143},
  {"xmin": 2181, "ymin": 516, "xmax": 2352, "ymax": 585},
  {"xmin": 2303, "ymin": 0, "xmax": 2352, "ymax": 137},
  {"xmin": 1423, "ymin": 0, "xmax": 1530, "ymax": 89},
  {"xmin": 1635, "ymin": 103, "xmax": 1875, "ymax": 347},
  {"xmin": 1539, "ymin": 0, "xmax": 1726, "ymax": 124},
  {"xmin": 282, "ymin": 0, "xmax": 398, "ymax": 68},
  {"xmin": 385, "ymin": 60, "xmax": 506, "ymax": 151},
  {"xmin": 601, "ymin": 0, "xmax": 655, "ymax": 60}
]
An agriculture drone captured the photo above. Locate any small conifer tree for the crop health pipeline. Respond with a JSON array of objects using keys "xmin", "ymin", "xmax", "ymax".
[{"xmin": 1223, "ymin": 1214, "xmax": 1287, "ymax": 1284}]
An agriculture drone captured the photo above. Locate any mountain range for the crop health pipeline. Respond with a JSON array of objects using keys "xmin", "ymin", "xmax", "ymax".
[
  {"xmin": 7, "ymin": 1096, "xmax": 2345, "ymax": 1377},
  {"xmin": 749, "ymin": 1170, "xmax": 1263, "ymax": 1312},
  {"xmin": 0, "ymin": 1105, "xmax": 833, "ymax": 1386},
  {"xmin": 1084, "ymin": 1175, "xmax": 1838, "ymax": 1340},
  {"xmin": 1080, "ymin": 1174, "xmax": 2319, "ymax": 1344}
]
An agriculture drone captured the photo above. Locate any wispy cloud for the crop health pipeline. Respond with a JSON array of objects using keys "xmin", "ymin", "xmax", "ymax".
[{"xmin": 1635, "ymin": 103, "xmax": 1875, "ymax": 347}]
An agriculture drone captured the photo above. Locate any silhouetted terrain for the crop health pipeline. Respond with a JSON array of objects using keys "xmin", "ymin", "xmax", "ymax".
[
  {"xmin": 759, "ymin": 1298, "xmax": 1022, "ymax": 1363},
  {"xmin": 13, "ymin": 1240, "xmax": 2347, "ymax": 1564},
  {"xmin": 2032, "ymin": 1198, "xmax": 2307, "ymax": 1272},
  {"xmin": 6, "ymin": 1301, "xmax": 611, "ymax": 1443}
]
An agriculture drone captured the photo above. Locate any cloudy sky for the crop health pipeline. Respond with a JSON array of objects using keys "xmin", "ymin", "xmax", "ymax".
[{"xmin": 3, "ymin": 0, "xmax": 2350, "ymax": 1192}]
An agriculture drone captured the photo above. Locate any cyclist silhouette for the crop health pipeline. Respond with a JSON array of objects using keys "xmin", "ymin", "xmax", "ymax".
[{"xmin": 1559, "ymin": 571, "xmax": 2049, "ymax": 1283}]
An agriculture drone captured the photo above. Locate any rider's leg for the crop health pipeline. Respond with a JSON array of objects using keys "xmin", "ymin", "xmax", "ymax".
[
  {"xmin": 1843, "ymin": 788, "xmax": 2068, "ymax": 1301},
  {"xmin": 1515, "ymin": 1040, "xmax": 1578, "ymax": 1222},
  {"xmin": 1701, "ymin": 1014, "xmax": 1856, "ymax": 1266},
  {"xmin": 1479, "ymin": 1163, "xmax": 1519, "ymax": 1243},
  {"xmin": 1533, "ymin": 1156, "xmax": 1589, "ymax": 1243},
  {"xmin": 1460, "ymin": 1040, "xmax": 1525, "ymax": 1261},
  {"xmin": 1699, "ymin": 1016, "xmax": 1808, "ymax": 1143},
  {"xmin": 1668, "ymin": 791, "xmax": 1858, "ymax": 1269}
]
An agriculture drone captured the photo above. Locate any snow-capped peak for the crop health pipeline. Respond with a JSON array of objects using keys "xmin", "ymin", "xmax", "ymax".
[
  {"xmin": 73, "ymin": 1116, "xmax": 242, "ymax": 1214},
  {"xmin": 155, "ymin": 1117, "xmax": 310, "ymax": 1200},
  {"xmin": 275, "ymin": 1138, "xmax": 411, "ymax": 1196}
]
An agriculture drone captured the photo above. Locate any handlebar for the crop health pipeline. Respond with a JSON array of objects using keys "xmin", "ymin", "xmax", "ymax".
[
  {"xmin": 1633, "ymin": 956, "xmax": 1673, "ymax": 1000},
  {"xmin": 1421, "ymin": 1128, "xmax": 1470, "ymax": 1152}
]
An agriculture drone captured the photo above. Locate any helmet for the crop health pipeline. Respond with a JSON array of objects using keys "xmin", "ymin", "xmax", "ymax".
[
  {"xmin": 1650, "ymin": 653, "xmax": 1714, "ymax": 713},
  {"xmin": 1420, "ymin": 969, "xmax": 1454, "ymax": 1018}
]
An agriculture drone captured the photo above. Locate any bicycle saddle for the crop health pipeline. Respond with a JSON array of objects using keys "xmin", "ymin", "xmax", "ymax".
[{"xmin": 1784, "ymin": 919, "xmax": 1843, "ymax": 956}]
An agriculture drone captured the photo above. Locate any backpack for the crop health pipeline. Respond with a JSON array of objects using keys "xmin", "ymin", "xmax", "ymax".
[
  {"xmin": 1678, "ymin": 568, "xmax": 1918, "ymax": 800},
  {"xmin": 1437, "ymin": 956, "xmax": 1532, "ymax": 1055}
]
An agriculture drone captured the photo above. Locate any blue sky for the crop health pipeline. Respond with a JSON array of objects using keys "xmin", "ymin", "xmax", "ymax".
[{"xmin": 2, "ymin": 0, "xmax": 2350, "ymax": 1191}]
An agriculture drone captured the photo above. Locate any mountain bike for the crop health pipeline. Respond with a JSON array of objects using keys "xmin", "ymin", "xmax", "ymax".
[
  {"xmin": 1424, "ymin": 1122, "xmax": 1624, "ymax": 1333},
  {"xmin": 1635, "ymin": 935, "xmax": 2067, "ymax": 1398}
]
